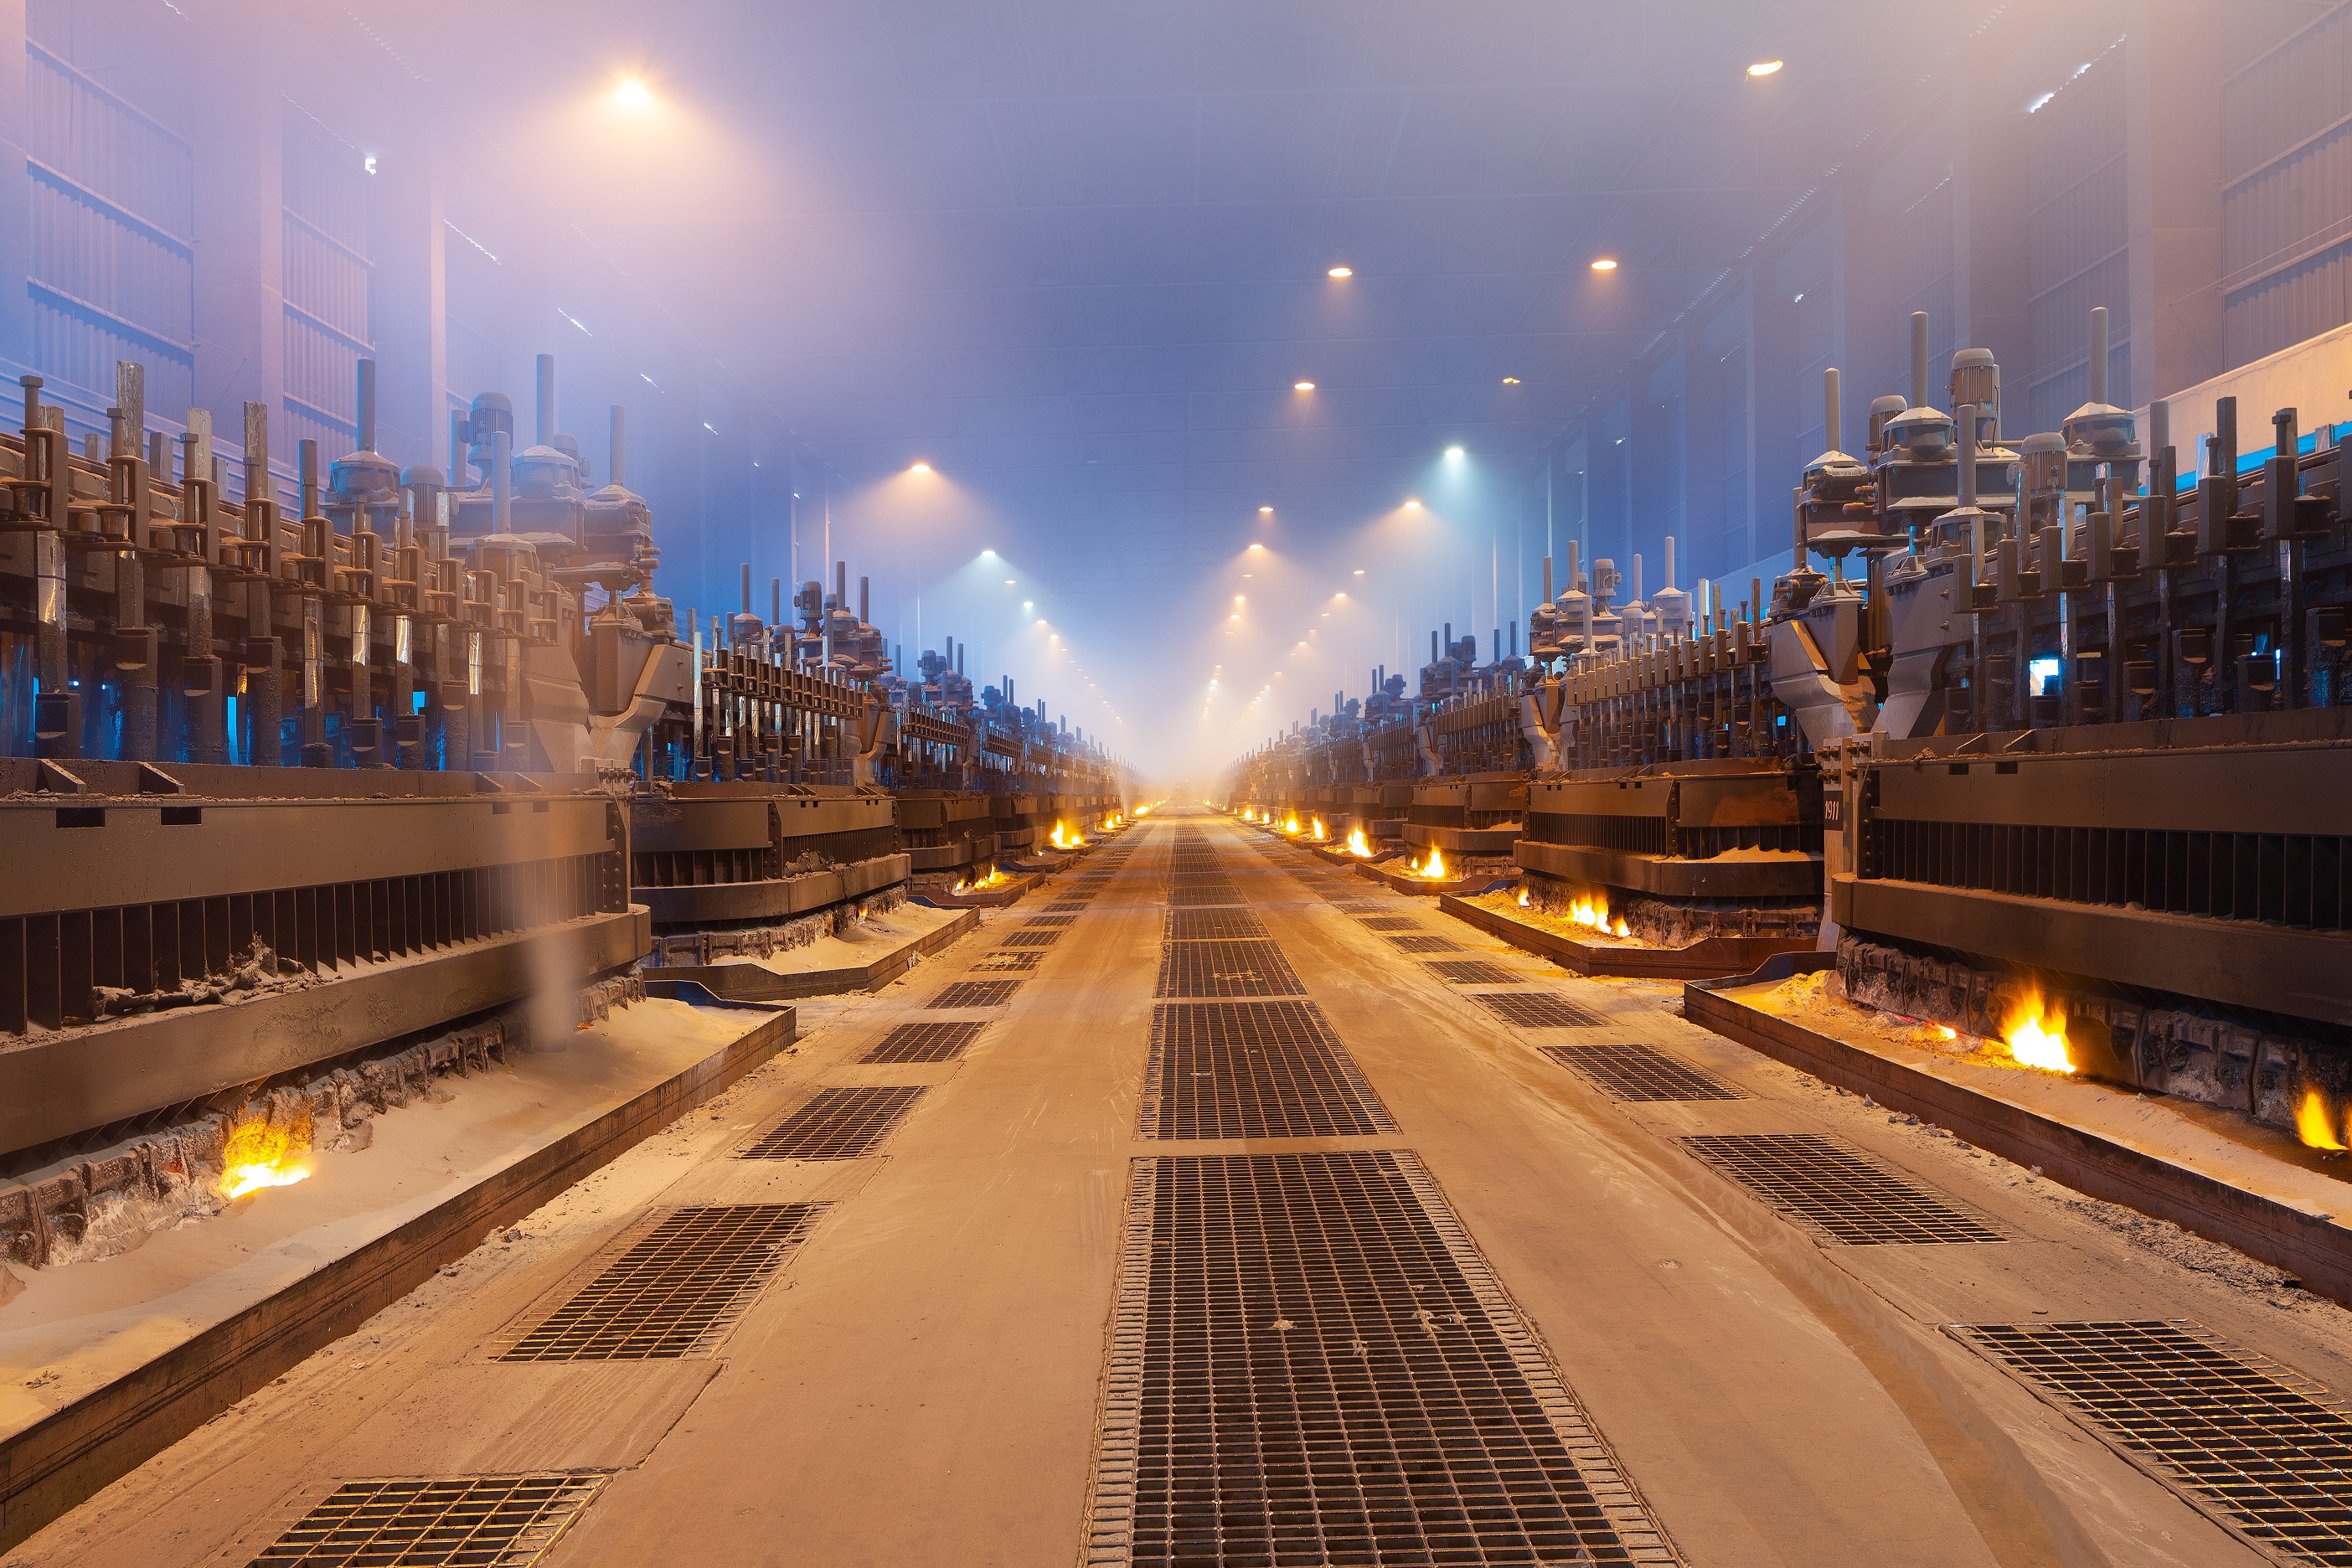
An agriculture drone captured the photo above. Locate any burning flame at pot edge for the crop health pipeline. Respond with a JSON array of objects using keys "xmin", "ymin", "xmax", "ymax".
[
  {"xmin": 1049, "ymin": 821, "xmax": 1086, "ymax": 849},
  {"xmin": 1309, "ymin": 817, "xmax": 1328, "ymax": 841},
  {"xmin": 1563, "ymin": 890, "xmax": 1632, "ymax": 940},
  {"xmin": 2001, "ymin": 989, "xmax": 2076, "ymax": 1074},
  {"xmin": 1413, "ymin": 847, "xmax": 1449, "ymax": 879},
  {"xmin": 217, "ymin": 1118, "xmax": 312, "ymax": 1200},
  {"xmin": 2298, "ymin": 1089, "xmax": 2348, "ymax": 1152},
  {"xmin": 1345, "ymin": 825, "xmax": 1373, "ymax": 858},
  {"xmin": 1282, "ymin": 814, "xmax": 1302, "ymax": 835}
]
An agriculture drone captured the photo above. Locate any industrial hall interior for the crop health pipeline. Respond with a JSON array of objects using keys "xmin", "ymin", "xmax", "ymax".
[{"xmin": 7, "ymin": 0, "xmax": 2352, "ymax": 1562}]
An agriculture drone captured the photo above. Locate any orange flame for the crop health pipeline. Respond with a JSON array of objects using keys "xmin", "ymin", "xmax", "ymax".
[
  {"xmin": 1345, "ymin": 825, "xmax": 1373, "ymax": 858},
  {"xmin": 1282, "ymin": 814, "xmax": 1302, "ymax": 834},
  {"xmin": 1310, "ymin": 817, "xmax": 1328, "ymax": 841},
  {"xmin": 1049, "ymin": 820, "xmax": 1086, "ymax": 849},
  {"xmin": 1415, "ymin": 847, "xmax": 1449, "ymax": 879},
  {"xmin": 2298, "ymin": 1089, "xmax": 2347, "ymax": 1151},
  {"xmin": 1517, "ymin": 887, "xmax": 1530, "ymax": 907},
  {"xmin": 2001, "ymin": 988, "xmax": 2075, "ymax": 1073},
  {"xmin": 218, "ymin": 1117, "xmax": 312, "ymax": 1200}
]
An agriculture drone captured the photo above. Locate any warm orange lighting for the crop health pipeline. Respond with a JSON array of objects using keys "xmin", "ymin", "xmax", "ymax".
[
  {"xmin": 1747, "ymin": 59, "xmax": 1784, "ymax": 76},
  {"xmin": 1049, "ymin": 820, "xmax": 1086, "ymax": 849},
  {"xmin": 1411, "ymin": 847, "xmax": 1450, "ymax": 879},
  {"xmin": 1517, "ymin": 888, "xmax": 1531, "ymax": 907},
  {"xmin": 612, "ymin": 77, "xmax": 654, "ymax": 109},
  {"xmin": 2002, "ymin": 988, "xmax": 2076, "ymax": 1073},
  {"xmin": 1590, "ymin": 257, "xmax": 1618, "ymax": 271},
  {"xmin": 1346, "ymin": 825, "xmax": 1373, "ymax": 858},
  {"xmin": 1310, "ymin": 817, "xmax": 1328, "ymax": 841},
  {"xmin": 1327, "ymin": 266, "xmax": 1353, "ymax": 278},
  {"xmin": 1294, "ymin": 380, "xmax": 1316, "ymax": 392},
  {"xmin": 2300, "ymin": 1090, "xmax": 2347, "ymax": 1150},
  {"xmin": 1282, "ymin": 814, "xmax": 1302, "ymax": 835},
  {"xmin": 218, "ymin": 1116, "xmax": 312, "ymax": 1200}
]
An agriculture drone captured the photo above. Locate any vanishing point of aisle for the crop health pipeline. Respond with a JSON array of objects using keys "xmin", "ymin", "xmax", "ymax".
[{"xmin": 20, "ymin": 814, "xmax": 2346, "ymax": 1566}]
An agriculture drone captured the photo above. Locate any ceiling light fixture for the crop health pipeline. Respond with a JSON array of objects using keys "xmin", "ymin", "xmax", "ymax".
[
  {"xmin": 1293, "ymin": 380, "xmax": 1315, "ymax": 392},
  {"xmin": 1590, "ymin": 257, "xmax": 1618, "ymax": 271},
  {"xmin": 1327, "ymin": 266, "xmax": 1352, "ymax": 279},
  {"xmin": 1259, "ymin": 505, "xmax": 1273, "ymax": 513},
  {"xmin": 1404, "ymin": 499, "xmax": 1422, "ymax": 510},
  {"xmin": 612, "ymin": 77, "xmax": 653, "ymax": 109},
  {"xmin": 1446, "ymin": 446, "xmax": 1465, "ymax": 460},
  {"xmin": 909, "ymin": 461, "xmax": 931, "ymax": 474},
  {"xmin": 1747, "ymin": 59, "xmax": 1784, "ymax": 77},
  {"xmin": 1502, "ymin": 376, "xmax": 1520, "ymax": 384}
]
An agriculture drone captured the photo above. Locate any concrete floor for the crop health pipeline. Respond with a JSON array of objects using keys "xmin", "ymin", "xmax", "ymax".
[{"xmin": 18, "ymin": 815, "xmax": 2352, "ymax": 1566}]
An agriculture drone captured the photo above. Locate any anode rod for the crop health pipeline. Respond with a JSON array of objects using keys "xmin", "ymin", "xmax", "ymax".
[
  {"xmin": 535, "ymin": 354, "xmax": 555, "ymax": 449},
  {"xmin": 1911, "ymin": 312, "xmax": 1930, "ymax": 409},
  {"xmin": 2089, "ymin": 307, "xmax": 2110, "ymax": 407},
  {"xmin": 356, "ymin": 358, "xmax": 377, "ymax": 452},
  {"xmin": 1824, "ymin": 366, "xmax": 1842, "ymax": 452},
  {"xmin": 608, "ymin": 405, "xmax": 626, "ymax": 487}
]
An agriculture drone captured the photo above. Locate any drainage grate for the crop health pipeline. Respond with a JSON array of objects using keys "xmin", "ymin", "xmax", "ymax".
[
  {"xmin": 1357, "ymin": 915, "xmax": 1422, "ymax": 931},
  {"xmin": 1024, "ymin": 915, "xmax": 1077, "ymax": 928},
  {"xmin": 1168, "ymin": 883, "xmax": 1245, "ymax": 906},
  {"xmin": 929, "ymin": 979, "xmax": 1021, "ymax": 1008},
  {"xmin": 1167, "ymin": 908, "xmax": 1269, "ymax": 941},
  {"xmin": 1329, "ymin": 901, "xmax": 1380, "ymax": 915},
  {"xmin": 1171, "ymin": 873, "xmax": 1238, "ymax": 889},
  {"xmin": 1471, "ymin": 992, "xmax": 1609, "ymax": 1028},
  {"xmin": 1141, "ymin": 1001, "xmax": 1393, "ymax": 1137},
  {"xmin": 1952, "ymin": 1319, "xmax": 2352, "ymax": 1565},
  {"xmin": 970, "ymin": 950, "xmax": 1041, "ymax": 972},
  {"xmin": 998, "ymin": 929, "xmax": 1060, "ymax": 947},
  {"xmin": 1385, "ymin": 932, "xmax": 1462, "ymax": 952},
  {"xmin": 1426, "ymin": 959, "xmax": 1528, "ymax": 984},
  {"xmin": 861, "ymin": 1020, "xmax": 988, "ymax": 1065},
  {"xmin": 1543, "ymin": 1043, "xmax": 1746, "ymax": 1101},
  {"xmin": 248, "ymin": 1473, "xmax": 606, "ymax": 1565},
  {"xmin": 1157, "ymin": 939, "xmax": 1304, "ymax": 998},
  {"xmin": 1682, "ymin": 1134, "xmax": 2008, "ymax": 1245},
  {"xmin": 740, "ymin": 1086, "xmax": 928, "ymax": 1159},
  {"xmin": 497, "ymin": 1205, "xmax": 821, "ymax": 1360},
  {"xmin": 1090, "ymin": 1152, "xmax": 1677, "ymax": 1565},
  {"xmin": 1045, "ymin": 900, "xmax": 1090, "ymax": 912}
]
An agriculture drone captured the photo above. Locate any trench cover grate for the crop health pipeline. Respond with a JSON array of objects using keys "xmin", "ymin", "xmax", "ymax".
[
  {"xmin": 1426, "ymin": 959, "xmax": 1529, "ymax": 985},
  {"xmin": 1471, "ymin": 992, "xmax": 1610, "ymax": 1028},
  {"xmin": 1045, "ymin": 900, "xmax": 1090, "ymax": 912},
  {"xmin": 1157, "ymin": 939, "xmax": 1304, "ymax": 998},
  {"xmin": 1357, "ymin": 915, "xmax": 1423, "ymax": 931},
  {"xmin": 1682, "ymin": 1133, "xmax": 2008, "ymax": 1245},
  {"xmin": 1171, "ymin": 873, "xmax": 1240, "ymax": 889},
  {"xmin": 1141, "ymin": 1000, "xmax": 1393, "ymax": 1138},
  {"xmin": 1952, "ymin": 1319, "xmax": 2352, "ymax": 1565},
  {"xmin": 1168, "ymin": 883, "xmax": 1246, "ymax": 906},
  {"xmin": 930, "ymin": 979, "xmax": 1024, "ymax": 1007},
  {"xmin": 1089, "ymin": 1151, "xmax": 1678, "ymax": 1565},
  {"xmin": 1543, "ymin": 1043, "xmax": 1746, "ymax": 1101},
  {"xmin": 1330, "ymin": 901, "xmax": 1380, "ymax": 915},
  {"xmin": 971, "ymin": 950, "xmax": 1042, "ymax": 972},
  {"xmin": 495, "ymin": 1205, "xmax": 823, "ymax": 1361},
  {"xmin": 998, "ymin": 929, "xmax": 1061, "ymax": 948},
  {"xmin": 1167, "ymin": 907, "xmax": 1270, "ymax": 941},
  {"xmin": 861, "ymin": 1020, "xmax": 988, "ymax": 1065},
  {"xmin": 740, "ymin": 1086, "xmax": 927, "ymax": 1159},
  {"xmin": 246, "ymin": 1473, "xmax": 606, "ymax": 1565},
  {"xmin": 1025, "ymin": 915, "xmax": 1078, "ymax": 928},
  {"xmin": 1385, "ymin": 932, "xmax": 1463, "ymax": 952}
]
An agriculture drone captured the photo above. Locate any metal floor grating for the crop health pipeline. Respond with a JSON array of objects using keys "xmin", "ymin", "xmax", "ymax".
[
  {"xmin": 1167, "ymin": 907, "xmax": 1270, "ymax": 941},
  {"xmin": 998, "ymin": 929, "xmax": 1061, "ymax": 947},
  {"xmin": 1543, "ymin": 1043, "xmax": 1746, "ymax": 1101},
  {"xmin": 1426, "ymin": 959, "xmax": 1530, "ymax": 985},
  {"xmin": 247, "ymin": 1473, "xmax": 606, "ymax": 1565},
  {"xmin": 740, "ymin": 1086, "xmax": 928, "ymax": 1159},
  {"xmin": 1171, "ymin": 873, "xmax": 1240, "ymax": 888},
  {"xmin": 1168, "ymin": 884, "xmax": 1245, "ymax": 906},
  {"xmin": 970, "ymin": 949, "xmax": 1042, "ymax": 972},
  {"xmin": 1025, "ymin": 915, "xmax": 1079, "ymax": 927},
  {"xmin": 1157, "ymin": 939, "xmax": 1305, "ymax": 998},
  {"xmin": 861, "ymin": 1020, "xmax": 988, "ymax": 1065},
  {"xmin": 496, "ymin": 1205, "xmax": 822, "ymax": 1360},
  {"xmin": 1357, "ymin": 915, "xmax": 1422, "ymax": 931},
  {"xmin": 1141, "ymin": 1000, "xmax": 1393, "ymax": 1137},
  {"xmin": 1682, "ymin": 1133, "xmax": 2008, "ymax": 1245},
  {"xmin": 1044, "ymin": 900, "xmax": 1090, "ymax": 912},
  {"xmin": 1385, "ymin": 932, "xmax": 1463, "ymax": 952},
  {"xmin": 1090, "ymin": 1152, "xmax": 1678, "ymax": 1565},
  {"xmin": 1471, "ymin": 992, "xmax": 1610, "ymax": 1028},
  {"xmin": 1953, "ymin": 1319, "xmax": 2352, "ymax": 1565},
  {"xmin": 929, "ymin": 979, "xmax": 1023, "ymax": 1007}
]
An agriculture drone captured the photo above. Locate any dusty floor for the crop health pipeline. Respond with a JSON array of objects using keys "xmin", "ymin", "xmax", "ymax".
[{"xmin": 13, "ymin": 815, "xmax": 2352, "ymax": 1567}]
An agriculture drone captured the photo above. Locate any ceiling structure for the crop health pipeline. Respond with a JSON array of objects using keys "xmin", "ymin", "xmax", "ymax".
[{"xmin": 348, "ymin": 0, "xmax": 2019, "ymax": 765}]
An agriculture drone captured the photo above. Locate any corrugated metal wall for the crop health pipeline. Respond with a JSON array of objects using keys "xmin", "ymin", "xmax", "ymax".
[
  {"xmin": 22, "ymin": 13, "xmax": 193, "ymax": 439},
  {"xmin": 2221, "ymin": 1, "xmax": 2352, "ymax": 368},
  {"xmin": 280, "ymin": 99, "xmax": 372, "ymax": 458},
  {"xmin": 2025, "ymin": 42, "xmax": 2130, "ymax": 435}
]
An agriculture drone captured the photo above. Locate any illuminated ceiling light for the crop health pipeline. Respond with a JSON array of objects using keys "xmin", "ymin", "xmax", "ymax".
[
  {"xmin": 1354, "ymin": 569, "xmax": 1364, "ymax": 575},
  {"xmin": 1234, "ymin": 595, "xmax": 1246, "ymax": 602},
  {"xmin": 1502, "ymin": 376, "xmax": 1520, "ymax": 385},
  {"xmin": 1446, "ymin": 446, "xmax": 1465, "ymax": 460},
  {"xmin": 981, "ymin": 549, "xmax": 997, "ymax": 557},
  {"xmin": 1590, "ymin": 257, "xmax": 1618, "ymax": 271},
  {"xmin": 1404, "ymin": 499, "xmax": 1422, "ymax": 510},
  {"xmin": 1327, "ymin": 266, "xmax": 1353, "ymax": 279},
  {"xmin": 1293, "ymin": 380, "xmax": 1316, "ymax": 392},
  {"xmin": 910, "ymin": 461, "xmax": 932, "ymax": 474},
  {"xmin": 1248, "ymin": 542, "xmax": 1265, "ymax": 551},
  {"xmin": 613, "ymin": 77, "xmax": 654, "ymax": 109},
  {"xmin": 1004, "ymin": 579, "xmax": 1016, "ymax": 585},
  {"xmin": 1258, "ymin": 505, "xmax": 1273, "ymax": 513},
  {"xmin": 1747, "ymin": 59, "xmax": 1784, "ymax": 76}
]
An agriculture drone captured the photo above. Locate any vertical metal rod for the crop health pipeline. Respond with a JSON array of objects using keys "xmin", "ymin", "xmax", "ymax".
[
  {"xmin": 357, "ymin": 358, "xmax": 378, "ymax": 451},
  {"xmin": 2088, "ymin": 307, "xmax": 2109, "ymax": 408},
  {"xmin": 608, "ymin": 405, "xmax": 626, "ymax": 487},
  {"xmin": 535, "ymin": 354, "xmax": 556, "ymax": 448},
  {"xmin": 1911, "ymin": 312, "xmax": 1930, "ymax": 409}
]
